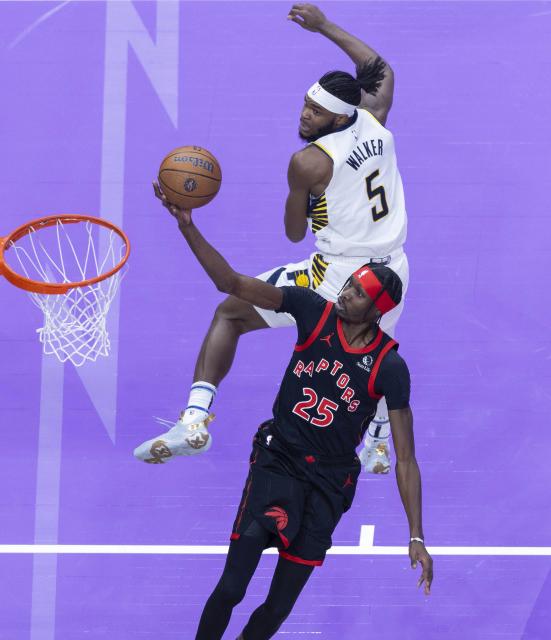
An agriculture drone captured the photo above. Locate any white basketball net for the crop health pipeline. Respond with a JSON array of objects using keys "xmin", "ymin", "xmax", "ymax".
[{"xmin": 7, "ymin": 219, "xmax": 127, "ymax": 367}]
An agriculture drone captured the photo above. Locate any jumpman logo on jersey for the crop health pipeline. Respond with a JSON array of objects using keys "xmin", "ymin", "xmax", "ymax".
[
  {"xmin": 320, "ymin": 332, "xmax": 334, "ymax": 347},
  {"xmin": 342, "ymin": 474, "xmax": 355, "ymax": 489}
]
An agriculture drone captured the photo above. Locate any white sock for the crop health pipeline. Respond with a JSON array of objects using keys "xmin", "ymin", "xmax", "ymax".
[
  {"xmin": 367, "ymin": 417, "xmax": 390, "ymax": 440},
  {"xmin": 367, "ymin": 398, "xmax": 391, "ymax": 439},
  {"xmin": 181, "ymin": 381, "xmax": 217, "ymax": 422}
]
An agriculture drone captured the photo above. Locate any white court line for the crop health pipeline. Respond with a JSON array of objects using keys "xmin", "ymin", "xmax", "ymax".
[
  {"xmin": 6, "ymin": 526, "xmax": 551, "ymax": 557},
  {"xmin": 2, "ymin": 545, "xmax": 551, "ymax": 557},
  {"xmin": 4, "ymin": 528, "xmax": 550, "ymax": 556}
]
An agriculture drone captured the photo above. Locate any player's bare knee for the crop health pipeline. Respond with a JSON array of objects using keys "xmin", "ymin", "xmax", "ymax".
[{"xmin": 214, "ymin": 296, "xmax": 266, "ymax": 334}]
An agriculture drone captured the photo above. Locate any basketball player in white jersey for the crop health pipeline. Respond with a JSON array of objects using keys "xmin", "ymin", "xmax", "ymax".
[{"xmin": 135, "ymin": 3, "xmax": 408, "ymax": 473}]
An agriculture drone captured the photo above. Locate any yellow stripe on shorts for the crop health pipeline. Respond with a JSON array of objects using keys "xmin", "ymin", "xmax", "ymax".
[{"xmin": 311, "ymin": 254, "xmax": 329, "ymax": 289}]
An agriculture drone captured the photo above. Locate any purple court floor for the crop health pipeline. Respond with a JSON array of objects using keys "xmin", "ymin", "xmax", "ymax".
[{"xmin": 0, "ymin": 2, "xmax": 550, "ymax": 639}]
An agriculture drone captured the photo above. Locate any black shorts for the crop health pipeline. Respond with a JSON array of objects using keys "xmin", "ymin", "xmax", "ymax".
[{"xmin": 230, "ymin": 421, "xmax": 361, "ymax": 566}]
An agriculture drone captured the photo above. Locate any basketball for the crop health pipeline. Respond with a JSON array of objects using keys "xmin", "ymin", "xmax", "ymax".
[{"xmin": 158, "ymin": 146, "xmax": 222, "ymax": 209}]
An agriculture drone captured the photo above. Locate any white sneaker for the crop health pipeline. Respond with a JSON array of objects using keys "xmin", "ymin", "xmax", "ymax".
[
  {"xmin": 133, "ymin": 411, "xmax": 215, "ymax": 464},
  {"xmin": 358, "ymin": 436, "xmax": 391, "ymax": 474}
]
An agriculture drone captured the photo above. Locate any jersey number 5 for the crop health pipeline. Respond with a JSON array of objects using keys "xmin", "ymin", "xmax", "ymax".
[
  {"xmin": 292, "ymin": 388, "xmax": 339, "ymax": 428},
  {"xmin": 366, "ymin": 169, "xmax": 389, "ymax": 222}
]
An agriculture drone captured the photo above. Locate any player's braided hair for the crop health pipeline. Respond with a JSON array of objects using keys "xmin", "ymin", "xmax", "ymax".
[
  {"xmin": 360, "ymin": 264, "xmax": 401, "ymax": 339},
  {"xmin": 339, "ymin": 263, "xmax": 402, "ymax": 330},
  {"xmin": 319, "ymin": 57, "xmax": 387, "ymax": 106},
  {"xmin": 367, "ymin": 264, "xmax": 403, "ymax": 311}
]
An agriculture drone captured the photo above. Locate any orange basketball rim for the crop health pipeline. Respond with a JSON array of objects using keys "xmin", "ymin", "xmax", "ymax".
[
  {"xmin": 0, "ymin": 214, "xmax": 130, "ymax": 294},
  {"xmin": 0, "ymin": 213, "xmax": 130, "ymax": 367}
]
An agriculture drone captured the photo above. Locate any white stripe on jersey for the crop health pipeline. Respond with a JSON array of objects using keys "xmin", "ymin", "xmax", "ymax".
[{"xmin": 308, "ymin": 109, "xmax": 407, "ymax": 258}]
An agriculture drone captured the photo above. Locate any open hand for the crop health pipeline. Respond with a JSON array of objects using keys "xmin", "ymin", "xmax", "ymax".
[
  {"xmin": 410, "ymin": 541, "xmax": 433, "ymax": 595},
  {"xmin": 287, "ymin": 3, "xmax": 327, "ymax": 32},
  {"xmin": 153, "ymin": 181, "xmax": 192, "ymax": 226}
]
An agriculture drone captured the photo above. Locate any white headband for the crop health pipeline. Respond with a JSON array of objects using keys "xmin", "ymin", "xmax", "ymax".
[{"xmin": 307, "ymin": 82, "xmax": 356, "ymax": 116}]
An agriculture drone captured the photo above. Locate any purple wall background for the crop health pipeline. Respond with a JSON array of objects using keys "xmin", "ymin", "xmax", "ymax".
[{"xmin": 0, "ymin": 1, "xmax": 550, "ymax": 639}]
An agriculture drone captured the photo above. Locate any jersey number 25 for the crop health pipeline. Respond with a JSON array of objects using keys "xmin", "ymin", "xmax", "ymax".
[{"xmin": 292, "ymin": 388, "xmax": 339, "ymax": 428}]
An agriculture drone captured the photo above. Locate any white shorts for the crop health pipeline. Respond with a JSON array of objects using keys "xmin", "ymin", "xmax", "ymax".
[{"xmin": 254, "ymin": 249, "xmax": 409, "ymax": 338}]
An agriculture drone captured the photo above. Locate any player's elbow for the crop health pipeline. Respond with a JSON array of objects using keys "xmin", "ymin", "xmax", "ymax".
[
  {"xmin": 216, "ymin": 273, "xmax": 239, "ymax": 295},
  {"xmin": 284, "ymin": 216, "xmax": 308, "ymax": 242},
  {"xmin": 216, "ymin": 281, "xmax": 233, "ymax": 295},
  {"xmin": 285, "ymin": 227, "xmax": 306, "ymax": 243},
  {"xmin": 223, "ymin": 272, "xmax": 254, "ymax": 298}
]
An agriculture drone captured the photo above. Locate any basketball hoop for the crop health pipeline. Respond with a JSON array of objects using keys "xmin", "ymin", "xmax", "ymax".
[{"xmin": 0, "ymin": 214, "xmax": 130, "ymax": 367}]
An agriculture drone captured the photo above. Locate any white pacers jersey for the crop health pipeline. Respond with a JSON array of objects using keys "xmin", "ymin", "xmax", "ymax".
[{"xmin": 308, "ymin": 108, "xmax": 407, "ymax": 258}]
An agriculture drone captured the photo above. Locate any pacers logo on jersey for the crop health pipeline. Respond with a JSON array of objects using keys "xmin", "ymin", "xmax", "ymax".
[
  {"xmin": 308, "ymin": 192, "xmax": 328, "ymax": 233},
  {"xmin": 287, "ymin": 270, "xmax": 310, "ymax": 288}
]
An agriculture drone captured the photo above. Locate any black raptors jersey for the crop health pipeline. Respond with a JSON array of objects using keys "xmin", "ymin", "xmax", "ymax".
[{"xmin": 272, "ymin": 286, "xmax": 410, "ymax": 456}]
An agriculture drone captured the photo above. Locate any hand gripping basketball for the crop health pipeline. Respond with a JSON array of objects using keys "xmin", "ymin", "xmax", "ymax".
[{"xmin": 153, "ymin": 181, "xmax": 192, "ymax": 226}]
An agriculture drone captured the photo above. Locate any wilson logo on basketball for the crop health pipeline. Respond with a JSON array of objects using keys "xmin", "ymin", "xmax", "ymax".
[
  {"xmin": 174, "ymin": 155, "xmax": 214, "ymax": 173},
  {"xmin": 264, "ymin": 506, "xmax": 288, "ymax": 531}
]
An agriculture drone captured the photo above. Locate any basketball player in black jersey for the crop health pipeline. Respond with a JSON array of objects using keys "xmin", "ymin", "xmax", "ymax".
[
  {"xmin": 150, "ymin": 185, "xmax": 433, "ymax": 640},
  {"xmin": 134, "ymin": 2, "xmax": 404, "ymax": 476}
]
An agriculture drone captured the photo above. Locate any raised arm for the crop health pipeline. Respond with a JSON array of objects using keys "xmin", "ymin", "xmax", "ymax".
[
  {"xmin": 285, "ymin": 146, "xmax": 332, "ymax": 242},
  {"xmin": 389, "ymin": 406, "xmax": 433, "ymax": 595},
  {"xmin": 288, "ymin": 3, "xmax": 394, "ymax": 125},
  {"xmin": 153, "ymin": 182, "xmax": 283, "ymax": 311}
]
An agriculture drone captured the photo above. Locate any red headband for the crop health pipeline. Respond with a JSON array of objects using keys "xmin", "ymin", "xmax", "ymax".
[{"xmin": 352, "ymin": 266, "xmax": 397, "ymax": 315}]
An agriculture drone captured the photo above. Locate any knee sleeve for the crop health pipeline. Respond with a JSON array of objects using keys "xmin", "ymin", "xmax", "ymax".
[
  {"xmin": 212, "ymin": 572, "xmax": 247, "ymax": 608},
  {"xmin": 242, "ymin": 558, "xmax": 314, "ymax": 639}
]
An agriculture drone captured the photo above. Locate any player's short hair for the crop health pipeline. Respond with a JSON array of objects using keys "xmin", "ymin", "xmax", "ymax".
[{"xmin": 319, "ymin": 57, "xmax": 387, "ymax": 106}]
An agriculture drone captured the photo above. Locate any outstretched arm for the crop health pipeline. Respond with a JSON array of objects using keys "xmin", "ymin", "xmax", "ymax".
[
  {"xmin": 153, "ymin": 183, "xmax": 283, "ymax": 310},
  {"xmin": 288, "ymin": 3, "xmax": 394, "ymax": 124},
  {"xmin": 389, "ymin": 407, "xmax": 433, "ymax": 595}
]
